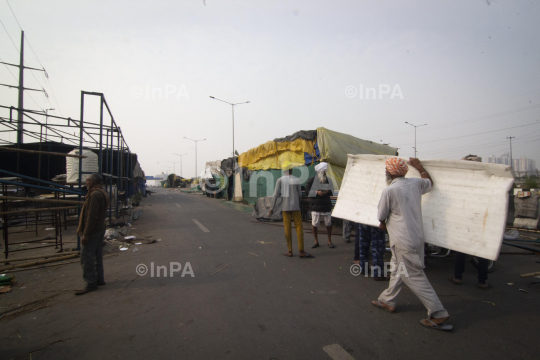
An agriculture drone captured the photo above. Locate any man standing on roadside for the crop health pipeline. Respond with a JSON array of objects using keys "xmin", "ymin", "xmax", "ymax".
[
  {"xmin": 270, "ymin": 161, "xmax": 314, "ymax": 259},
  {"xmin": 76, "ymin": 173, "xmax": 109, "ymax": 295},
  {"xmin": 305, "ymin": 162, "xmax": 335, "ymax": 249},
  {"xmin": 372, "ymin": 157, "xmax": 452, "ymax": 331}
]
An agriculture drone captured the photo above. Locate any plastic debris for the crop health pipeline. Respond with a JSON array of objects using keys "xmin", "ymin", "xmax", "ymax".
[
  {"xmin": 135, "ymin": 242, "xmax": 142, "ymax": 245},
  {"xmin": 124, "ymin": 236, "xmax": 136, "ymax": 240},
  {"xmin": 119, "ymin": 247, "xmax": 128, "ymax": 251},
  {"xmin": 132, "ymin": 247, "xmax": 138, "ymax": 253},
  {"xmin": 507, "ymin": 283, "xmax": 513, "ymax": 285},
  {"xmin": 105, "ymin": 228, "xmax": 119, "ymax": 240},
  {"xmin": 45, "ymin": 227, "xmax": 55, "ymax": 231},
  {"xmin": 519, "ymin": 289, "xmax": 529, "ymax": 293}
]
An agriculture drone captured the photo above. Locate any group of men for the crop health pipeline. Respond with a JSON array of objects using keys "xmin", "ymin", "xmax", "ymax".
[
  {"xmin": 271, "ymin": 157, "xmax": 494, "ymax": 331},
  {"xmin": 77, "ymin": 156, "xmax": 490, "ymax": 332}
]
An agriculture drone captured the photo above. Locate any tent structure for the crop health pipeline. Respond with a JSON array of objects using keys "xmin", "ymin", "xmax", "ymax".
[{"xmin": 235, "ymin": 127, "xmax": 398, "ymax": 204}]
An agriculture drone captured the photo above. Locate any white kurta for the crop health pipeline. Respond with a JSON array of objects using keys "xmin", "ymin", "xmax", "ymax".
[{"xmin": 377, "ymin": 177, "xmax": 448, "ymax": 318}]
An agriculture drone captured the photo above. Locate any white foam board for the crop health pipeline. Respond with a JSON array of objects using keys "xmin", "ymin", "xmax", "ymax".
[{"xmin": 332, "ymin": 155, "xmax": 514, "ymax": 261}]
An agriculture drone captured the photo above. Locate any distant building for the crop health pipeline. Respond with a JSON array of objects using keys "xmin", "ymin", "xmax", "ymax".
[{"xmin": 487, "ymin": 154, "xmax": 536, "ymax": 175}]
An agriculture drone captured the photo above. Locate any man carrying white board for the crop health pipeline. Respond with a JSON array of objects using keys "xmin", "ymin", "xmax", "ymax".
[{"xmin": 372, "ymin": 157, "xmax": 452, "ymax": 331}]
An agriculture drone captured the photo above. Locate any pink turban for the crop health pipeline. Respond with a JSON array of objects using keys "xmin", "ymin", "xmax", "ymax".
[{"xmin": 386, "ymin": 157, "xmax": 409, "ymax": 176}]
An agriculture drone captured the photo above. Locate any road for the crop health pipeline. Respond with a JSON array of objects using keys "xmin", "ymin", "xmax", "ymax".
[{"xmin": 1, "ymin": 187, "xmax": 539, "ymax": 359}]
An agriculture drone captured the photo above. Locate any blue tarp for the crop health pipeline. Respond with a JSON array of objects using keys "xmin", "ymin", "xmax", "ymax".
[{"xmin": 304, "ymin": 142, "xmax": 320, "ymax": 165}]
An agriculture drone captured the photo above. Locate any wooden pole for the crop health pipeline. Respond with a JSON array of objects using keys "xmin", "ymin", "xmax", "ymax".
[
  {"xmin": 0, "ymin": 251, "xmax": 80, "ymax": 264},
  {"xmin": 0, "ymin": 147, "xmax": 87, "ymax": 158},
  {"xmin": 520, "ymin": 271, "xmax": 540, "ymax": 278},
  {"xmin": 0, "ymin": 206, "xmax": 77, "ymax": 216},
  {"xmin": 0, "ymin": 196, "xmax": 84, "ymax": 205},
  {"xmin": 0, "ymin": 253, "xmax": 79, "ymax": 271}
]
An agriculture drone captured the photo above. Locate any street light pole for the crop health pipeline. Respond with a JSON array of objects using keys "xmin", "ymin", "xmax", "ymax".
[
  {"xmin": 209, "ymin": 96, "xmax": 250, "ymax": 157},
  {"xmin": 405, "ymin": 122, "xmax": 427, "ymax": 158},
  {"xmin": 184, "ymin": 137, "xmax": 206, "ymax": 179},
  {"xmin": 173, "ymin": 153, "xmax": 188, "ymax": 178}
]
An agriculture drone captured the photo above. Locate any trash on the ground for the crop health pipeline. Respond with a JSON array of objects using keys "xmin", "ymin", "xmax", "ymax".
[
  {"xmin": 135, "ymin": 242, "xmax": 142, "ymax": 245},
  {"xmin": 520, "ymin": 271, "xmax": 540, "ymax": 278},
  {"xmin": 0, "ymin": 274, "xmax": 15, "ymax": 286},
  {"xmin": 20, "ymin": 286, "xmax": 26, "ymax": 289},
  {"xmin": 119, "ymin": 247, "xmax": 128, "ymax": 251},
  {"xmin": 45, "ymin": 227, "xmax": 55, "ymax": 231},
  {"xmin": 519, "ymin": 289, "xmax": 529, "ymax": 293},
  {"xmin": 211, "ymin": 263, "xmax": 232, "ymax": 276},
  {"xmin": 157, "ymin": 239, "xmax": 161, "ymax": 242},
  {"xmin": 132, "ymin": 247, "xmax": 138, "ymax": 252},
  {"xmin": 104, "ymin": 228, "xmax": 119, "ymax": 240},
  {"xmin": 0, "ymin": 285, "xmax": 12, "ymax": 294},
  {"xmin": 507, "ymin": 283, "xmax": 513, "ymax": 285},
  {"xmin": 504, "ymin": 229, "xmax": 519, "ymax": 239},
  {"xmin": 483, "ymin": 301, "xmax": 495, "ymax": 305},
  {"xmin": 124, "ymin": 236, "xmax": 136, "ymax": 240}
]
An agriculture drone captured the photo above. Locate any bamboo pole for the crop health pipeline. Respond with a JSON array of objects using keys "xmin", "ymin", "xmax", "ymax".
[
  {"xmin": 0, "ymin": 253, "xmax": 79, "ymax": 271},
  {"xmin": 520, "ymin": 271, "xmax": 540, "ymax": 278},
  {"xmin": 0, "ymin": 206, "xmax": 77, "ymax": 216},
  {"xmin": 0, "ymin": 147, "xmax": 87, "ymax": 158},
  {"xmin": 0, "ymin": 196, "xmax": 84, "ymax": 205},
  {"xmin": 0, "ymin": 251, "xmax": 80, "ymax": 264},
  {"xmin": 5, "ymin": 254, "xmax": 117, "ymax": 273}
]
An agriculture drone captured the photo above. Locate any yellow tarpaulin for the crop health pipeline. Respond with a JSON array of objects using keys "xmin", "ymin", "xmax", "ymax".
[{"xmin": 238, "ymin": 138, "xmax": 316, "ymax": 171}]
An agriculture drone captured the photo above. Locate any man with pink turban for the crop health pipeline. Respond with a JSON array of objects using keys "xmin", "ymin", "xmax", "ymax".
[{"xmin": 372, "ymin": 157, "xmax": 452, "ymax": 331}]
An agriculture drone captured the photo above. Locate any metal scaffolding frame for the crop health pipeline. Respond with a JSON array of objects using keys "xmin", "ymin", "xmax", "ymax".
[{"xmin": 0, "ymin": 91, "xmax": 138, "ymax": 258}]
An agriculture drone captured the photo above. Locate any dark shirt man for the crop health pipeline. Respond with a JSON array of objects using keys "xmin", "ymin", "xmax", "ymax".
[{"xmin": 76, "ymin": 173, "xmax": 109, "ymax": 295}]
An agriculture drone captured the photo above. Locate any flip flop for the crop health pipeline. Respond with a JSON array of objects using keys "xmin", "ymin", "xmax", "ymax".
[
  {"xmin": 449, "ymin": 277, "xmax": 462, "ymax": 285},
  {"xmin": 478, "ymin": 282, "xmax": 492, "ymax": 290},
  {"xmin": 328, "ymin": 244, "xmax": 335, "ymax": 248},
  {"xmin": 420, "ymin": 319, "xmax": 453, "ymax": 331},
  {"xmin": 283, "ymin": 252, "xmax": 293, "ymax": 257},
  {"xmin": 299, "ymin": 253, "xmax": 314, "ymax": 258},
  {"xmin": 75, "ymin": 286, "xmax": 98, "ymax": 296},
  {"xmin": 371, "ymin": 300, "xmax": 395, "ymax": 313},
  {"xmin": 311, "ymin": 243, "xmax": 320, "ymax": 249}
]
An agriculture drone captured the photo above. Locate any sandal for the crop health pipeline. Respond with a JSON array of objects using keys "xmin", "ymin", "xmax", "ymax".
[
  {"xmin": 75, "ymin": 285, "xmax": 98, "ymax": 296},
  {"xmin": 449, "ymin": 277, "xmax": 462, "ymax": 285},
  {"xmin": 311, "ymin": 243, "xmax": 319, "ymax": 249},
  {"xmin": 478, "ymin": 282, "xmax": 492, "ymax": 290},
  {"xmin": 283, "ymin": 252, "xmax": 293, "ymax": 257},
  {"xmin": 420, "ymin": 318, "xmax": 453, "ymax": 331},
  {"xmin": 299, "ymin": 253, "xmax": 315, "ymax": 258},
  {"xmin": 328, "ymin": 243, "xmax": 335, "ymax": 248},
  {"xmin": 371, "ymin": 300, "xmax": 395, "ymax": 313}
]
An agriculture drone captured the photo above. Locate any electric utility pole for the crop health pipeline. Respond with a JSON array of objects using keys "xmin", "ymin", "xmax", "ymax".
[{"xmin": 0, "ymin": 31, "xmax": 48, "ymax": 144}]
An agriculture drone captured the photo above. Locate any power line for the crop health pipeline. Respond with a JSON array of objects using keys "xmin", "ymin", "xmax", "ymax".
[
  {"xmin": 4, "ymin": 1, "xmax": 63, "ymax": 116},
  {"xmin": 0, "ymin": 16, "xmax": 19, "ymax": 53},
  {"xmin": 420, "ymin": 121, "xmax": 539, "ymax": 145},
  {"xmin": 5, "ymin": 1, "xmax": 22, "ymax": 30}
]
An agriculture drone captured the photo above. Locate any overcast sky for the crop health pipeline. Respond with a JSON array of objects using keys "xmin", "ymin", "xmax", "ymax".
[{"xmin": 1, "ymin": 0, "xmax": 539, "ymax": 178}]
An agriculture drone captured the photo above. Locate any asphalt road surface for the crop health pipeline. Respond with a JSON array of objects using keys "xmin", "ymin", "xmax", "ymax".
[{"xmin": 1, "ymin": 187, "xmax": 539, "ymax": 359}]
